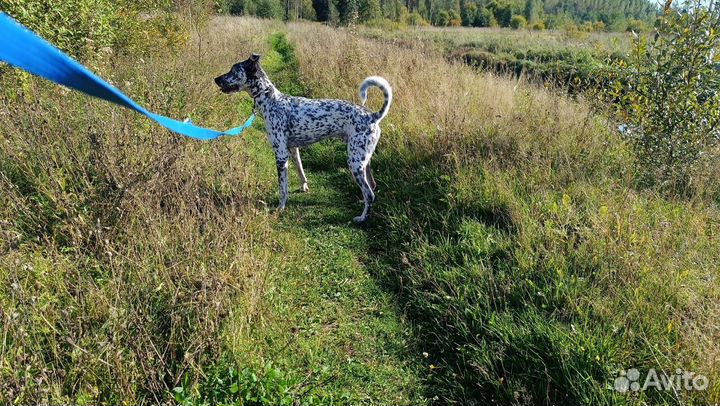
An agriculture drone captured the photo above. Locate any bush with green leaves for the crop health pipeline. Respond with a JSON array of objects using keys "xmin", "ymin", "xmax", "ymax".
[
  {"xmin": 606, "ymin": 0, "xmax": 720, "ymax": 191},
  {"xmin": 510, "ymin": 14, "xmax": 527, "ymax": 29},
  {"xmin": 0, "ymin": 0, "xmax": 187, "ymax": 60}
]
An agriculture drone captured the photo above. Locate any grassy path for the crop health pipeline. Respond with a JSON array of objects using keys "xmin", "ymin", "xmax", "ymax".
[{"xmin": 264, "ymin": 141, "xmax": 424, "ymax": 404}]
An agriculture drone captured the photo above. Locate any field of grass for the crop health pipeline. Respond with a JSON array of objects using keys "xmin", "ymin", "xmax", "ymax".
[
  {"xmin": 360, "ymin": 25, "xmax": 630, "ymax": 55},
  {"xmin": 360, "ymin": 25, "xmax": 631, "ymax": 90},
  {"xmin": 1, "ymin": 15, "xmax": 720, "ymax": 406}
]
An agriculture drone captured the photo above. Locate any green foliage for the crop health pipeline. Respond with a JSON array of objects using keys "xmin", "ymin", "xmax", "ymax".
[
  {"xmin": 448, "ymin": 8, "xmax": 461, "ymax": 25},
  {"xmin": 461, "ymin": 1, "xmax": 477, "ymax": 25},
  {"xmin": 173, "ymin": 362, "xmax": 299, "ymax": 406},
  {"xmin": 256, "ymin": 0, "xmax": 282, "ymax": 18},
  {"xmin": 312, "ymin": 0, "xmax": 332, "ymax": 20},
  {"xmin": 625, "ymin": 17, "xmax": 650, "ymax": 32},
  {"xmin": 436, "ymin": 9, "xmax": 451, "ymax": 25},
  {"xmin": 406, "ymin": 10, "xmax": 430, "ymax": 25},
  {"xmin": 532, "ymin": 20, "xmax": 545, "ymax": 29},
  {"xmin": 605, "ymin": 0, "xmax": 720, "ymax": 190},
  {"xmin": 474, "ymin": 6, "xmax": 497, "ymax": 26},
  {"xmin": 358, "ymin": 0, "xmax": 381, "ymax": 22},
  {"xmin": 336, "ymin": 0, "xmax": 358, "ymax": 24},
  {"xmin": 494, "ymin": 3, "xmax": 513, "ymax": 26},
  {"xmin": 510, "ymin": 14, "xmax": 527, "ymax": 28},
  {"xmin": 543, "ymin": 0, "xmax": 657, "ymax": 28},
  {"xmin": 222, "ymin": 0, "xmax": 313, "ymax": 20},
  {"xmin": 0, "ymin": 0, "xmax": 188, "ymax": 60},
  {"xmin": 223, "ymin": 0, "xmax": 655, "ymax": 29},
  {"xmin": 524, "ymin": 0, "xmax": 538, "ymax": 23}
]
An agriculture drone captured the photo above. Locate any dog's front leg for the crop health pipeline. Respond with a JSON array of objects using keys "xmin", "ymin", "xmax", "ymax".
[
  {"xmin": 290, "ymin": 147, "xmax": 309, "ymax": 193},
  {"xmin": 276, "ymin": 150, "xmax": 289, "ymax": 210}
]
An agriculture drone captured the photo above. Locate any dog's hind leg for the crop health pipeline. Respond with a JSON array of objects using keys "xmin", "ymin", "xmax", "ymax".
[
  {"xmin": 350, "ymin": 165, "xmax": 374, "ymax": 223},
  {"xmin": 365, "ymin": 126, "xmax": 379, "ymax": 191},
  {"xmin": 290, "ymin": 147, "xmax": 309, "ymax": 193},
  {"xmin": 366, "ymin": 162, "xmax": 376, "ymax": 191},
  {"xmin": 348, "ymin": 129, "xmax": 380, "ymax": 223}
]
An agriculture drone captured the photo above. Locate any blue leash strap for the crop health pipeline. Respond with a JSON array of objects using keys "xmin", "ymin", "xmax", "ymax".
[{"xmin": 0, "ymin": 12, "xmax": 254, "ymax": 140}]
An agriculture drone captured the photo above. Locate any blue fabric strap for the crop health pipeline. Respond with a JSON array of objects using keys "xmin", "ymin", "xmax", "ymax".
[{"xmin": 0, "ymin": 12, "xmax": 254, "ymax": 140}]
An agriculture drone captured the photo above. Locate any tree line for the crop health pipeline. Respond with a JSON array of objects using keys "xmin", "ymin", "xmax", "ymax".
[{"xmin": 219, "ymin": 0, "xmax": 659, "ymax": 31}]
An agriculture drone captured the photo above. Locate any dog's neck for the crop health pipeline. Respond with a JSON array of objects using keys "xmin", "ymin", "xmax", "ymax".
[{"xmin": 247, "ymin": 69, "xmax": 279, "ymax": 116}]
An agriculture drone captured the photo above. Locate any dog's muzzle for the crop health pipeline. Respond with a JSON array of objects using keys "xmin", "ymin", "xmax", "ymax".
[{"xmin": 215, "ymin": 76, "xmax": 238, "ymax": 94}]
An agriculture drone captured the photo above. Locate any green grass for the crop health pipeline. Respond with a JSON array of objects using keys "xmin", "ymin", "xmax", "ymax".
[
  {"xmin": 2, "ymin": 15, "xmax": 720, "ymax": 406},
  {"xmin": 360, "ymin": 25, "xmax": 629, "ymax": 91},
  {"xmin": 169, "ymin": 32, "xmax": 425, "ymax": 406}
]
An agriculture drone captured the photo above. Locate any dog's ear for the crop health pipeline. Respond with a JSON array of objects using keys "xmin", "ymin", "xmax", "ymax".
[{"xmin": 243, "ymin": 54, "xmax": 259, "ymax": 78}]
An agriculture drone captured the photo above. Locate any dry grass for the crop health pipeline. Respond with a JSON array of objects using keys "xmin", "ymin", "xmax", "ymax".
[
  {"xmin": 288, "ymin": 22, "xmax": 625, "ymax": 182},
  {"xmin": 359, "ymin": 25, "xmax": 631, "ymax": 55},
  {"xmin": 0, "ymin": 16, "xmax": 282, "ymax": 403},
  {"xmin": 286, "ymin": 20, "xmax": 720, "ymax": 404},
  {"xmin": 1, "ymin": 14, "xmax": 719, "ymax": 405}
]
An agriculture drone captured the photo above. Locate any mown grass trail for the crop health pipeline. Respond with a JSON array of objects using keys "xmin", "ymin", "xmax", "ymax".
[{"xmin": 264, "ymin": 141, "xmax": 426, "ymax": 405}]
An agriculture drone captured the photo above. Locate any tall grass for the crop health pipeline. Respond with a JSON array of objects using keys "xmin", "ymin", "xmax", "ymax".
[
  {"xmin": 0, "ymin": 17, "xmax": 282, "ymax": 404},
  {"xmin": 1, "ymin": 14, "xmax": 719, "ymax": 405},
  {"xmin": 287, "ymin": 21, "xmax": 720, "ymax": 405}
]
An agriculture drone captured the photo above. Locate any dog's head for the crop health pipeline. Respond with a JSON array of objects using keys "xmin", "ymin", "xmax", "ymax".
[{"xmin": 214, "ymin": 53, "xmax": 261, "ymax": 94}]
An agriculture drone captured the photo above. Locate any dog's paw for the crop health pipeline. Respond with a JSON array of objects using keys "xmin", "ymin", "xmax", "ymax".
[
  {"xmin": 301, "ymin": 183, "xmax": 309, "ymax": 193},
  {"xmin": 352, "ymin": 215, "xmax": 367, "ymax": 224}
]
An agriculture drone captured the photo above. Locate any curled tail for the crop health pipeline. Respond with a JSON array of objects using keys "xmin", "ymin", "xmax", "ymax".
[{"xmin": 359, "ymin": 76, "xmax": 392, "ymax": 122}]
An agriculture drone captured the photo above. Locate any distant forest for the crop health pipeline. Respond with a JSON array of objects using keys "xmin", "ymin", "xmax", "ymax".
[{"xmin": 220, "ymin": 0, "xmax": 659, "ymax": 31}]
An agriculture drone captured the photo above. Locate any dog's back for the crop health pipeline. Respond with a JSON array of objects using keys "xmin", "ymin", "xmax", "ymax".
[{"xmin": 283, "ymin": 96, "xmax": 375, "ymax": 148}]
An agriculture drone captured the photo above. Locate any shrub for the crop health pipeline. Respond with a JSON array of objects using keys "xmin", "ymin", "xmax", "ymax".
[
  {"xmin": 448, "ymin": 9, "xmax": 461, "ymax": 26},
  {"xmin": 221, "ymin": 0, "xmax": 246, "ymax": 14},
  {"xmin": 625, "ymin": 18, "xmax": 649, "ymax": 32},
  {"xmin": 405, "ymin": 11, "xmax": 429, "ymax": 26},
  {"xmin": 0, "ymin": 0, "xmax": 187, "ymax": 60},
  {"xmin": 510, "ymin": 15, "xmax": 527, "ymax": 29},
  {"xmin": 462, "ymin": 2, "xmax": 477, "ymax": 26},
  {"xmin": 580, "ymin": 20, "xmax": 594, "ymax": 31},
  {"xmin": 436, "ymin": 9, "xmax": 450, "ymax": 26},
  {"xmin": 605, "ymin": 0, "xmax": 720, "ymax": 191},
  {"xmin": 474, "ymin": 7, "xmax": 497, "ymax": 27},
  {"xmin": 365, "ymin": 17, "xmax": 406, "ymax": 29},
  {"xmin": 544, "ymin": 12, "xmax": 572, "ymax": 29},
  {"xmin": 494, "ymin": 5, "xmax": 512, "ymax": 27},
  {"xmin": 358, "ymin": 0, "xmax": 381, "ymax": 22},
  {"xmin": 256, "ymin": 0, "xmax": 283, "ymax": 18},
  {"xmin": 532, "ymin": 21, "xmax": 545, "ymax": 30}
]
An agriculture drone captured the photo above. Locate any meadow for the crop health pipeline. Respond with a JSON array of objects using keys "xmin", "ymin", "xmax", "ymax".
[
  {"xmin": 359, "ymin": 25, "xmax": 630, "ymax": 91},
  {"xmin": 1, "ymin": 13, "xmax": 720, "ymax": 406}
]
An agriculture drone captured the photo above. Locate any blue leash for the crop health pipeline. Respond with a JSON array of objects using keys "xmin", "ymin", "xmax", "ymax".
[{"xmin": 0, "ymin": 12, "xmax": 254, "ymax": 140}]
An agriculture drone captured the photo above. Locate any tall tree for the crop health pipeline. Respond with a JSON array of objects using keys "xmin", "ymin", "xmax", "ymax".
[
  {"xmin": 312, "ymin": 0, "xmax": 331, "ymax": 20},
  {"xmin": 336, "ymin": 0, "xmax": 358, "ymax": 23},
  {"xmin": 524, "ymin": 0, "xmax": 538, "ymax": 23},
  {"xmin": 359, "ymin": 0, "xmax": 381, "ymax": 20}
]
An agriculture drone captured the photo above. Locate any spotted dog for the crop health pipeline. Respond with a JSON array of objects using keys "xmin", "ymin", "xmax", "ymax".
[{"xmin": 215, "ymin": 54, "xmax": 392, "ymax": 223}]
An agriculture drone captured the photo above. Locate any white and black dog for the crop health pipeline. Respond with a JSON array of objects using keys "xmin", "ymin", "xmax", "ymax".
[{"xmin": 215, "ymin": 54, "xmax": 392, "ymax": 223}]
